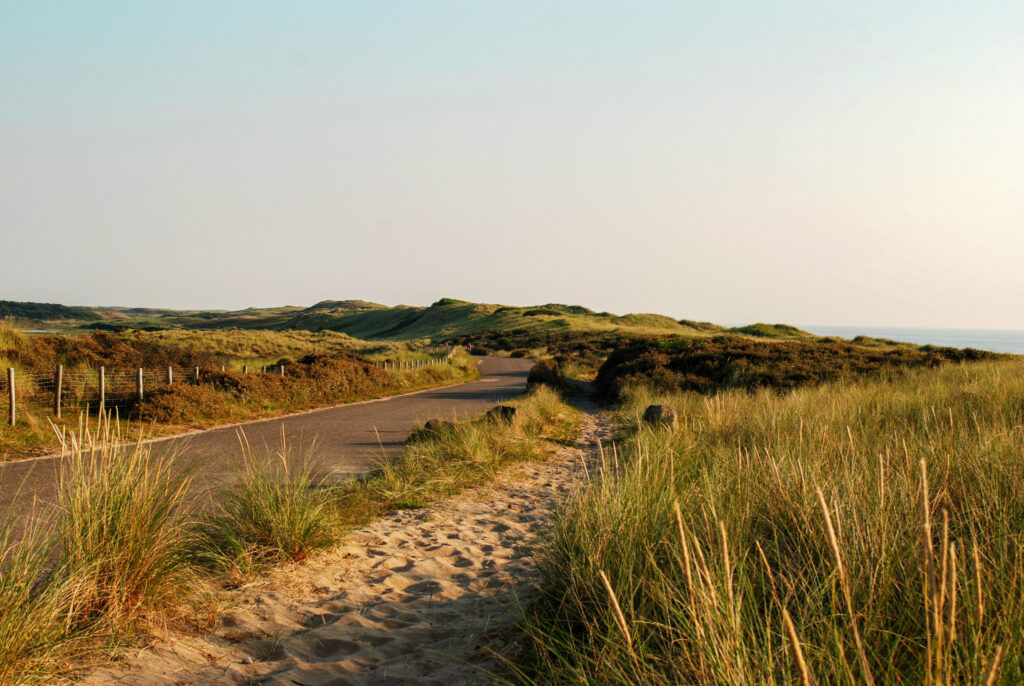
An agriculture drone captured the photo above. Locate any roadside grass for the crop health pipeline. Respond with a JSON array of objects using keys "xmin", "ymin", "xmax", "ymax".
[
  {"xmin": 190, "ymin": 438, "xmax": 337, "ymax": 581},
  {"xmin": 0, "ymin": 384, "xmax": 578, "ymax": 683},
  {"xmin": 1, "ymin": 417, "xmax": 196, "ymax": 683},
  {"xmin": 332, "ymin": 384, "xmax": 581, "ymax": 532},
  {"xmin": 516, "ymin": 359, "xmax": 1024, "ymax": 684}
]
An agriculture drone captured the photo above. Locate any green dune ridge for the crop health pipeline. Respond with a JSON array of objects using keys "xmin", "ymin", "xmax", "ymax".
[{"xmin": 1, "ymin": 297, "xmax": 782, "ymax": 342}]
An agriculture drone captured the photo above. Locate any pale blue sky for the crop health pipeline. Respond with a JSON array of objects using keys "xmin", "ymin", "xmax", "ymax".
[{"xmin": 2, "ymin": 1, "xmax": 1022, "ymax": 327}]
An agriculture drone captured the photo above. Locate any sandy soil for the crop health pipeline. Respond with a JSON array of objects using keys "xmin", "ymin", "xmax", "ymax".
[{"xmin": 81, "ymin": 408, "xmax": 609, "ymax": 686}]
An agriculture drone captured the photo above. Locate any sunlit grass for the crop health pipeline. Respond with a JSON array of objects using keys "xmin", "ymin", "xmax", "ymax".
[{"xmin": 518, "ymin": 359, "xmax": 1024, "ymax": 684}]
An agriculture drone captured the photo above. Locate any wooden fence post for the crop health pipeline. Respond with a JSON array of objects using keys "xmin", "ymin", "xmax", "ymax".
[
  {"xmin": 54, "ymin": 365, "xmax": 62, "ymax": 419},
  {"xmin": 7, "ymin": 368, "xmax": 14, "ymax": 426},
  {"xmin": 167, "ymin": 366, "xmax": 173, "ymax": 385},
  {"xmin": 194, "ymin": 367, "xmax": 200, "ymax": 382},
  {"xmin": 137, "ymin": 367, "xmax": 144, "ymax": 401},
  {"xmin": 243, "ymin": 365, "xmax": 248, "ymax": 374},
  {"xmin": 279, "ymin": 365, "xmax": 285, "ymax": 376},
  {"xmin": 99, "ymin": 366, "xmax": 105, "ymax": 416}
]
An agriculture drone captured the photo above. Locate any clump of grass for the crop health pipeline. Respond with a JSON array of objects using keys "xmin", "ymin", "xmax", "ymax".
[
  {"xmin": 192, "ymin": 437, "xmax": 337, "ymax": 578},
  {"xmin": 0, "ymin": 515, "xmax": 79, "ymax": 684},
  {"xmin": 334, "ymin": 385, "xmax": 580, "ymax": 530},
  {"xmin": 0, "ymin": 415, "xmax": 194, "ymax": 684},
  {"xmin": 518, "ymin": 359, "xmax": 1024, "ymax": 684},
  {"xmin": 55, "ymin": 417, "xmax": 195, "ymax": 640}
]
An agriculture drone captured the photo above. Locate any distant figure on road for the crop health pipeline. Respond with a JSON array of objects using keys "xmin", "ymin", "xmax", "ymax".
[{"xmin": 467, "ymin": 342, "xmax": 473, "ymax": 353}]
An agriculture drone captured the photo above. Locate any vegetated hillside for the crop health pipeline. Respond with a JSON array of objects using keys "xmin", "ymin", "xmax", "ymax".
[
  {"xmin": 596, "ymin": 335, "xmax": 1001, "ymax": 400},
  {"xmin": 726, "ymin": 322, "xmax": 815, "ymax": 339},
  {"xmin": 0, "ymin": 300, "xmax": 100, "ymax": 322},
  {"xmin": 0, "ymin": 328, "xmax": 225, "ymax": 371},
  {"xmin": 5, "ymin": 298, "xmax": 893, "ymax": 366},
  {"xmin": 1, "ymin": 297, "xmax": 720, "ymax": 342},
  {"xmin": 309, "ymin": 299, "xmax": 706, "ymax": 342},
  {"xmin": 87, "ymin": 304, "xmax": 309, "ymax": 330},
  {"xmin": 134, "ymin": 328, "xmax": 400, "ymax": 361},
  {"xmin": 0, "ymin": 327, "xmax": 432, "ymax": 376}
]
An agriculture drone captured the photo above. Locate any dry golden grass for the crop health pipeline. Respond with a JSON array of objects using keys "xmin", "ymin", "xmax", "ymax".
[{"xmin": 518, "ymin": 360, "xmax": 1024, "ymax": 685}]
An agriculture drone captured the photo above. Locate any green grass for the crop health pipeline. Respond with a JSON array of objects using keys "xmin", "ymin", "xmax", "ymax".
[
  {"xmin": 516, "ymin": 359, "xmax": 1024, "ymax": 684},
  {"xmin": 191, "ymin": 437, "xmax": 337, "ymax": 580},
  {"xmin": 5, "ymin": 297, "xmax": 721, "ymax": 342},
  {"xmin": 1, "ymin": 417, "xmax": 195, "ymax": 683}
]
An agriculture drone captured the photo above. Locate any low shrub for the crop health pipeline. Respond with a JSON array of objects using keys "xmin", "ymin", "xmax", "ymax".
[
  {"xmin": 134, "ymin": 383, "xmax": 234, "ymax": 423},
  {"xmin": 596, "ymin": 335, "xmax": 1000, "ymax": 400},
  {"xmin": 527, "ymin": 359, "xmax": 582, "ymax": 396}
]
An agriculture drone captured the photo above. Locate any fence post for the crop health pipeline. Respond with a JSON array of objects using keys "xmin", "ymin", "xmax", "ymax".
[
  {"xmin": 279, "ymin": 365, "xmax": 285, "ymax": 376},
  {"xmin": 194, "ymin": 367, "xmax": 200, "ymax": 382},
  {"xmin": 261, "ymin": 366, "xmax": 266, "ymax": 373},
  {"xmin": 7, "ymin": 368, "xmax": 14, "ymax": 426},
  {"xmin": 221, "ymin": 365, "xmax": 226, "ymax": 372},
  {"xmin": 242, "ymin": 365, "xmax": 248, "ymax": 374},
  {"xmin": 54, "ymin": 365, "xmax": 62, "ymax": 419},
  {"xmin": 137, "ymin": 367, "xmax": 144, "ymax": 401},
  {"xmin": 99, "ymin": 366, "xmax": 105, "ymax": 416},
  {"xmin": 167, "ymin": 366, "xmax": 173, "ymax": 385}
]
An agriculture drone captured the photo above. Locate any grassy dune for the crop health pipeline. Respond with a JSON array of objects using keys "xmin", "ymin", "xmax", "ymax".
[
  {"xmin": 518, "ymin": 359, "xmax": 1024, "ymax": 684},
  {"xmin": 2, "ymin": 297, "xmax": 744, "ymax": 343}
]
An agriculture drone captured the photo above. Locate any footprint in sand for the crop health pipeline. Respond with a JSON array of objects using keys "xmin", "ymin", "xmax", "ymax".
[
  {"xmin": 312, "ymin": 637, "xmax": 363, "ymax": 659},
  {"xmin": 389, "ymin": 558, "xmax": 416, "ymax": 572},
  {"xmin": 403, "ymin": 579, "xmax": 444, "ymax": 595}
]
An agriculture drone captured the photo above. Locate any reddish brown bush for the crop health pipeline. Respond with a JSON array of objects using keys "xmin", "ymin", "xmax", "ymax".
[{"xmin": 596, "ymin": 336, "xmax": 1001, "ymax": 400}]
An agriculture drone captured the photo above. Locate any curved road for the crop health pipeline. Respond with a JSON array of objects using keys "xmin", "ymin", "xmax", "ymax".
[{"xmin": 0, "ymin": 356, "xmax": 533, "ymax": 520}]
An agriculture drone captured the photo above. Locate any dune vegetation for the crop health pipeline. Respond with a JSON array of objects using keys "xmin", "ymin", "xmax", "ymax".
[
  {"xmin": 0, "ymin": 327, "xmax": 476, "ymax": 460},
  {"xmin": 596, "ymin": 335, "xmax": 1001, "ymax": 400},
  {"xmin": 0, "ymin": 385, "xmax": 579, "ymax": 684},
  {"xmin": 3, "ymin": 297, "xmax": 732, "ymax": 342},
  {"xmin": 516, "ymin": 350, "xmax": 1024, "ymax": 684}
]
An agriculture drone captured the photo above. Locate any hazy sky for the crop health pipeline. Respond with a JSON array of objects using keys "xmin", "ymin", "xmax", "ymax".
[{"xmin": 2, "ymin": 1, "xmax": 1022, "ymax": 328}]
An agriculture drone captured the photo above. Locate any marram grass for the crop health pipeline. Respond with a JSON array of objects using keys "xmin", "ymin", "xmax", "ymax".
[
  {"xmin": 1, "ymin": 415, "xmax": 194, "ymax": 683},
  {"xmin": 517, "ymin": 359, "xmax": 1024, "ymax": 685},
  {"xmin": 0, "ymin": 386, "xmax": 579, "ymax": 683}
]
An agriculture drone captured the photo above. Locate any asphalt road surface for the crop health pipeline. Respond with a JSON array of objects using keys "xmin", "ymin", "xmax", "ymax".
[{"xmin": 0, "ymin": 356, "xmax": 533, "ymax": 521}]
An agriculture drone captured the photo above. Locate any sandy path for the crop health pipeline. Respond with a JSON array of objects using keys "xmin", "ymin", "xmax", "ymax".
[{"xmin": 82, "ymin": 407, "xmax": 609, "ymax": 686}]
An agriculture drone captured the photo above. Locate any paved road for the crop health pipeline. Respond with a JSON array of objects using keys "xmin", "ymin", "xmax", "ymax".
[{"xmin": 0, "ymin": 356, "xmax": 533, "ymax": 520}]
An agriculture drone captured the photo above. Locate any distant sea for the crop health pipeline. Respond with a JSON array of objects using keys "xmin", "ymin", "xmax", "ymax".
[{"xmin": 802, "ymin": 326, "xmax": 1024, "ymax": 356}]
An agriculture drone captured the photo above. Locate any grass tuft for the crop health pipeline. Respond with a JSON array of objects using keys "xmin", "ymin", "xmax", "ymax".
[{"xmin": 192, "ymin": 436, "xmax": 337, "ymax": 578}]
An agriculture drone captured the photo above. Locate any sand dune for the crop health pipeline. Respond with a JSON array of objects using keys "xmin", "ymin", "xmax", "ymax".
[{"xmin": 82, "ymin": 410, "xmax": 608, "ymax": 685}]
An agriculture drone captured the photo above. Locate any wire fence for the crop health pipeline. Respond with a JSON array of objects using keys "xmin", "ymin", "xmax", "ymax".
[{"xmin": 2, "ymin": 345, "xmax": 460, "ymax": 426}]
